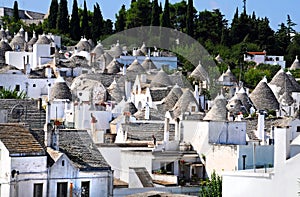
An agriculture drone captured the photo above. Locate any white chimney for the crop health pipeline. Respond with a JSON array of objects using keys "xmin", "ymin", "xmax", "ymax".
[
  {"xmin": 175, "ymin": 118, "xmax": 180, "ymax": 141},
  {"xmin": 145, "ymin": 103, "xmax": 150, "ymax": 120},
  {"xmin": 256, "ymin": 110, "xmax": 266, "ymax": 144},
  {"xmin": 125, "ymin": 80, "xmax": 131, "ymax": 100},
  {"xmin": 123, "ymin": 65, "xmax": 127, "ymax": 75},
  {"xmin": 25, "ymin": 55, "xmax": 31, "ymax": 75},
  {"xmin": 194, "ymin": 84, "xmax": 199, "ymax": 104},
  {"xmin": 164, "ymin": 117, "xmax": 170, "ymax": 142},
  {"xmin": 274, "ymin": 126, "xmax": 290, "ymax": 171}
]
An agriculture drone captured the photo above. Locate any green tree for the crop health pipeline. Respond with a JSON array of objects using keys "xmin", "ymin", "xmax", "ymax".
[
  {"xmin": 161, "ymin": 0, "xmax": 171, "ymax": 28},
  {"xmin": 91, "ymin": 3, "xmax": 103, "ymax": 42},
  {"xmin": 274, "ymin": 23, "xmax": 290, "ymax": 55},
  {"xmin": 115, "ymin": 4, "xmax": 126, "ymax": 32},
  {"xmin": 186, "ymin": 0, "xmax": 194, "ymax": 36},
  {"xmin": 81, "ymin": 0, "xmax": 90, "ymax": 38},
  {"xmin": 70, "ymin": 0, "xmax": 80, "ymax": 40},
  {"xmin": 199, "ymin": 170, "xmax": 222, "ymax": 197},
  {"xmin": 48, "ymin": 0, "xmax": 58, "ymax": 29},
  {"xmin": 56, "ymin": 0, "xmax": 69, "ymax": 34},
  {"xmin": 150, "ymin": 0, "xmax": 160, "ymax": 26},
  {"xmin": 126, "ymin": 0, "xmax": 151, "ymax": 28},
  {"xmin": 170, "ymin": 1, "xmax": 187, "ymax": 31},
  {"xmin": 12, "ymin": 1, "xmax": 20, "ymax": 22},
  {"xmin": 103, "ymin": 19, "xmax": 113, "ymax": 35}
]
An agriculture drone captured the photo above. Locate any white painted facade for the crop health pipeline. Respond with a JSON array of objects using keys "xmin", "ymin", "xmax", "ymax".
[
  {"xmin": 244, "ymin": 52, "xmax": 286, "ymax": 69},
  {"xmin": 222, "ymin": 127, "xmax": 300, "ymax": 197},
  {"xmin": 0, "ymin": 141, "xmax": 48, "ymax": 197}
]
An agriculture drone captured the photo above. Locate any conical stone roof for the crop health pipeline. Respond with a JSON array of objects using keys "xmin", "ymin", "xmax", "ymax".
[
  {"xmin": 249, "ymin": 77, "xmax": 279, "ymax": 111},
  {"xmin": 106, "ymin": 59, "xmax": 121, "ymax": 74},
  {"xmin": 219, "ymin": 67, "xmax": 237, "ymax": 83},
  {"xmin": 290, "ymin": 56, "xmax": 300, "ymax": 70},
  {"xmin": 269, "ymin": 69, "xmax": 298, "ymax": 96},
  {"xmin": 172, "ymin": 89, "xmax": 199, "ymax": 117},
  {"xmin": 107, "ymin": 79, "xmax": 124, "ymax": 102},
  {"xmin": 109, "ymin": 41, "xmax": 123, "ymax": 58},
  {"xmin": 92, "ymin": 42, "xmax": 104, "ymax": 58},
  {"xmin": 230, "ymin": 87, "xmax": 254, "ymax": 113},
  {"xmin": 0, "ymin": 39, "xmax": 12, "ymax": 51},
  {"xmin": 204, "ymin": 94, "xmax": 228, "ymax": 121},
  {"xmin": 286, "ymin": 71, "xmax": 300, "ymax": 92},
  {"xmin": 150, "ymin": 69, "xmax": 172, "ymax": 87},
  {"xmin": 141, "ymin": 57, "xmax": 157, "ymax": 71},
  {"xmin": 10, "ymin": 33, "xmax": 26, "ymax": 51},
  {"xmin": 190, "ymin": 61, "xmax": 208, "ymax": 81},
  {"xmin": 50, "ymin": 77, "xmax": 72, "ymax": 101},
  {"xmin": 0, "ymin": 27, "xmax": 6, "ymax": 39},
  {"xmin": 279, "ymin": 91, "xmax": 294, "ymax": 105},
  {"xmin": 99, "ymin": 52, "xmax": 113, "ymax": 67},
  {"xmin": 163, "ymin": 84, "xmax": 183, "ymax": 111},
  {"xmin": 127, "ymin": 59, "xmax": 146, "ymax": 73},
  {"xmin": 27, "ymin": 32, "xmax": 37, "ymax": 46},
  {"xmin": 36, "ymin": 34, "xmax": 51, "ymax": 44},
  {"xmin": 75, "ymin": 37, "xmax": 92, "ymax": 52}
]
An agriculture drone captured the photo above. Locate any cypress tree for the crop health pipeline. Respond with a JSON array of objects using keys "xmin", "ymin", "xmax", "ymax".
[
  {"xmin": 151, "ymin": 0, "xmax": 160, "ymax": 26},
  {"xmin": 91, "ymin": 3, "xmax": 103, "ymax": 42},
  {"xmin": 12, "ymin": 1, "xmax": 19, "ymax": 22},
  {"xmin": 81, "ymin": 0, "xmax": 90, "ymax": 38},
  {"xmin": 48, "ymin": 0, "xmax": 58, "ymax": 29},
  {"xmin": 70, "ymin": 0, "xmax": 80, "ymax": 40},
  {"xmin": 56, "ymin": 0, "xmax": 69, "ymax": 34},
  {"xmin": 161, "ymin": 0, "xmax": 170, "ymax": 28},
  {"xmin": 115, "ymin": 4, "xmax": 126, "ymax": 32},
  {"xmin": 186, "ymin": 0, "xmax": 194, "ymax": 36}
]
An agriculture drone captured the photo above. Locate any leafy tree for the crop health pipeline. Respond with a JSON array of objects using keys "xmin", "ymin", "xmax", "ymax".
[
  {"xmin": 56, "ymin": 0, "xmax": 69, "ymax": 34},
  {"xmin": 126, "ymin": 0, "xmax": 151, "ymax": 28},
  {"xmin": 13, "ymin": 1, "xmax": 20, "ymax": 22},
  {"xmin": 161, "ymin": 0, "xmax": 171, "ymax": 28},
  {"xmin": 103, "ymin": 19, "xmax": 113, "ymax": 35},
  {"xmin": 115, "ymin": 4, "xmax": 126, "ymax": 32},
  {"xmin": 286, "ymin": 33, "xmax": 300, "ymax": 66},
  {"xmin": 186, "ymin": 0, "xmax": 194, "ymax": 36},
  {"xmin": 274, "ymin": 23, "xmax": 290, "ymax": 55},
  {"xmin": 199, "ymin": 170, "xmax": 222, "ymax": 197},
  {"xmin": 91, "ymin": 3, "xmax": 103, "ymax": 42},
  {"xmin": 170, "ymin": 1, "xmax": 187, "ymax": 31},
  {"xmin": 287, "ymin": 14, "xmax": 296, "ymax": 36},
  {"xmin": 150, "ymin": 0, "xmax": 160, "ymax": 26},
  {"xmin": 81, "ymin": 0, "xmax": 90, "ymax": 39},
  {"xmin": 0, "ymin": 87, "xmax": 26, "ymax": 99},
  {"xmin": 70, "ymin": 0, "xmax": 80, "ymax": 41},
  {"xmin": 48, "ymin": 0, "xmax": 58, "ymax": 29}
]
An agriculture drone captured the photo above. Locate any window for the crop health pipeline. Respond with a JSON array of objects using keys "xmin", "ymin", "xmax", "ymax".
[
  {"xmin": 191, "ymin": 106, "xmax": 196, "ymax": 112},
  {"xmin": 0, "ymin": 86, "xmax": 3, "ymax": 90},
  {"xmin": 297, "ymin": 127, "xmax": 300, "ymax": 132},
  {"xmin": 81, "ymin": 181, "xmax": 90, "ymax": 197},
  {"xmin": 33, "ymin": 183, "xmax": 43, "ymax": 197},
  {"xmin": 62, "ymin": 160, "xmax": 65, "ymax": 166},
  {"xmin": 15, "ymin": 85, "xmax": 20, "ymax": 92},
  {"xmin": 33, "ymin": 84, "xmax": 36, "ymax": 87},
  {"xmin": 57, "ymin": 182, "xmax": 67, "ymax": 197}
]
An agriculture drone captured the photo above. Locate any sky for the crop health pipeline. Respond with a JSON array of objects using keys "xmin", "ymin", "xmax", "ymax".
[{"xmin": 1, "ymin": 0, "xmax": 299, "ymax": 32}]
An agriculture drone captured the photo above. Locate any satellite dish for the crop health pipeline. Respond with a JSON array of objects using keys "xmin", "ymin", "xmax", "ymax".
[{"xmin": 10, "ymin": 104, "xmax": 25, "ymax": 122}]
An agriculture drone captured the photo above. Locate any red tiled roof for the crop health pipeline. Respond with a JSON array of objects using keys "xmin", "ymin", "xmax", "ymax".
[{"xmin": 246, "ymin": 51, "xmax": 266, "ymax": 55}]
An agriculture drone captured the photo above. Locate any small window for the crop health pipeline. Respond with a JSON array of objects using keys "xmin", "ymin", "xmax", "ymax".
[
  {"xmin": 33, "ymin": 84, "xmax": 36, "ymax": 87},
  {"xmin": 62, "ymin": 160, "xmax": 65, "ymax": 166},
  {"xmin": 147, "ymin": 97, "xmax": 149, "ymax": 102},
  {"xmin": 297, "ymin": 127, "xmax": 300, "ymax": 132},
  {"xmin": 57, "ymin": 182, "xmax": 67, "ymax": 197},
  {"xmin": 0, "ymin": 86, "xmax": 3, "ymax": 90},
  {"xmin": 33, "ymin": 183, "xmax": 43, "ymax": 197},
  {"xmin": 191, "ymin": 106, "xmax": 196, "ymax": 112},
  {"xmin": 81, "ymin": 181, "xmax": 90, "ymax": 197},
  {"xmin": 15, "ymin": 85, "xmax": 20, "ymax": 92}
]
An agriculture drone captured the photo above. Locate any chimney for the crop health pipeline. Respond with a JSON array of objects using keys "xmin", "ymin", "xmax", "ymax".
[
  {"xmin": 164, "ymin": 117, "xmax": 170, "ymax": 142},
  {"xmin": 52, "ymin": 126, "xmax": 59, "ymax": 150},
  {"xmin": 123, "ymin": 64, "xmax": 127, "ymax": 75},
  {"xmin": 175, "ymin": 118, "xmax": 180, "ymax": 141},
  {"xmin": 125, "ymin": 80, "xmax": 131, "ymax": 100},
  {"xmin": 145, "ymin": 103, "xmax": 150, "ymax": 120},
  {"xmin": 256, "ymin": 110, "xmax": 266, "ymax": 144},
  {"xmin": 25, "ymin": 55, "xmax": 31, "ymax": 75},
  {"xmin": 194, "ymin": 84, "xmax": 199, "ymax": 104},
  {"xmin": 44, "ymin": 123, "xmax": 53, "ymax": 147},
  {"xmin": 274, "ymin": 126, "xmax": 290, "ymax": 171}
]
